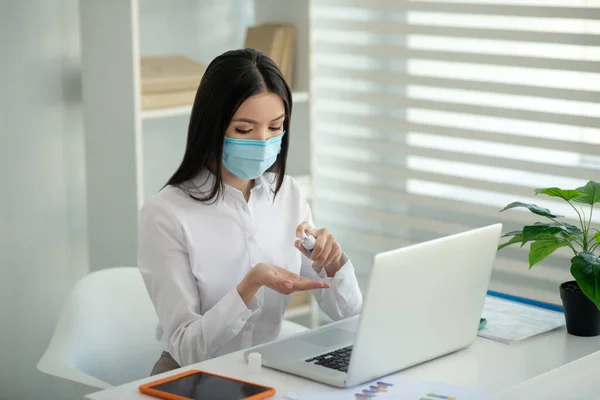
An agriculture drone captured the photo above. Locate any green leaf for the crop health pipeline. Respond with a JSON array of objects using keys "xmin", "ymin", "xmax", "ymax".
[
  {"xmin": 571, "ymin": 252, "xmax": 600, "ymax": 310},
  {"xmin": 573, "ymin": 181, "xmax": 600, "ymax": 205},
  {"xmin": 501, "ymin": 230, "xmax": 522, "ymax": 238},
  {"xmin": 535, "ymin": 187, "xmax": 588, "ymax": 202},
  {"xmin": 500, "ymin": 201, "xmax": 562, "ymax": 219},
  {"xmin": 595, "ymin": 231, "xmax": 600, "ymax": 245},
  {"xmin": 498, "ymin": 235, "xmax": 522, "ymax": 251},
  {"xmin": 529, "ymin": 240, "xmax": 568, "ymax": 268},
  {"xmin": 521, "ymin": 222, "xmax": 582, "ymax": 246}
]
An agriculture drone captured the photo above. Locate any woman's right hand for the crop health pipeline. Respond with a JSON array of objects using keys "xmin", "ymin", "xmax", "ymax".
[{"xmin": 237, "ymin": 263, "xmax": 330, "ymax": 306}]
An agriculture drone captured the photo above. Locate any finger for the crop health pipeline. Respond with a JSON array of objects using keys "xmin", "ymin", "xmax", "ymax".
[
  {"xmin": 295, "ymin": 240, "xmax": 313, "ymax": 258},
  {"xmin": 292, "ymin": 278, "xmax": 330, "ymax": 291},
  {"xmin": 324, "ymin": 242, "xmax": 342, "ymax": 267},
  {"xmin": 270, "ymin": 275, "xmax": 329, "ymax": 293},
  {"xmin": 269, "ymin": 267, "xmax": 331, "ymax": 290},
  {"xmin": 296, "ymin": 221, "xmax": 318, "ymax": 238},
  {"xmin": 315, "ymin": 239, "xmax": 333, "ymax": 267},
  {"xmin": 311, "ymin": 229, "xmax": 330, "ymax": 263}
]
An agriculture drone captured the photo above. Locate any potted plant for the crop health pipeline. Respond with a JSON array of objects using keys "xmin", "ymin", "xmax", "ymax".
[{"xmin": 497, "ymin": 180, "xmax": 600, "ymax": 337}]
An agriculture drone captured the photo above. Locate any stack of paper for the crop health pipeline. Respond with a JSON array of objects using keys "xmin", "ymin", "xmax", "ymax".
[
  {"xmin": 478, "ymin": 296, "xmax": 565, "ymax": 344},
  {"xmin": 284, "ymin": 374, "xmax": 492, "ymax": 400}
]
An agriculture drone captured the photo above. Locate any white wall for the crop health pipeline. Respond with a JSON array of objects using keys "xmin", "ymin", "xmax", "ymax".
[
  {"xmin": 0, "ymin": 1, "xmax": 91, "ymax": 399},
  {"xmin": 0, "ymin": 1, "xmax": 254, "ymax": 398}
]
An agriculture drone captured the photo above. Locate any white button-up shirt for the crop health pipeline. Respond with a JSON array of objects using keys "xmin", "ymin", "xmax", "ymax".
[{"xmin": 138, "ymin": 172, "xmax": 363, "ymax": 367}]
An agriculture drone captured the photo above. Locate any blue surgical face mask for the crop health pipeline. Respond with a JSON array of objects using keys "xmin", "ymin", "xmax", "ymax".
[{"xmin": 222, "ymin": 131, "xmax": 285, "ymax": 180}]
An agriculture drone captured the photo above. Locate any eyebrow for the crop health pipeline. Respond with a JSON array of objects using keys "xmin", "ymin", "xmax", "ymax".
[{"xmin": 232, "ymin": 113, "xmax": 285, "ymax": 124}]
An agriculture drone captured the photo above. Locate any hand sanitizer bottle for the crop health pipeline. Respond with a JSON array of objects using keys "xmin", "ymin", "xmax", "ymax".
[{"xmin": 300, "ymin": 232, "xmax": 316, "ymax": 253}]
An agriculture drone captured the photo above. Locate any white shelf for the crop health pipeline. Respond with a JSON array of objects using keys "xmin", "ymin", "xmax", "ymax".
[
  {"xmin": 141, "ymin": 91, "xmax": 310, "ymax": 120},
  {"xmin": 141, "ymin": 105, "xmax": 192, "ymax": 120}
]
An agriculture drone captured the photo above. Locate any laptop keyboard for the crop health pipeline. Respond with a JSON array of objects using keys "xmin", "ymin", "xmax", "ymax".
[{"xmin": 305, "ymin": 345, "xmax": 353, "ymax": 372}]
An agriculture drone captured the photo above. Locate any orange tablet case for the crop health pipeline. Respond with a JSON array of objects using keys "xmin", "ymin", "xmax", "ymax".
[{"xmin": 138, "ymin": 369, "xmax": 276, "ymax": 400}]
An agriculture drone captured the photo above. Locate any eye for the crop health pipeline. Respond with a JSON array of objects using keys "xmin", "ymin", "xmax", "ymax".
[
  {"xmin": 235, "ymin": 128, "xmax": 252, "ymax": 134},
  {"xmin": 269, "ymin": 126, "xmax": 283, "ymax": 132}
]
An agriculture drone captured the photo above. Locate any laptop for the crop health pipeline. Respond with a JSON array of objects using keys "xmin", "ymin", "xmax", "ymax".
[{"xmin": 244, "ymin": 223, "xmax": 502, "ymax": 388}]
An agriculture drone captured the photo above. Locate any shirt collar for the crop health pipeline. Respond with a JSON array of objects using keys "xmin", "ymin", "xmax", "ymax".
[
  {"xmin": 254, "ymin": 173, "xmax": 276, "ymax": 201},
  {"xmin": 188, "ymin": 170, "xmax": 275, "ymax": 203}
]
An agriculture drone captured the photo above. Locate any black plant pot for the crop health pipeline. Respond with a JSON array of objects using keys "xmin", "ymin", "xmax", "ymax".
[{"xmin": 560, "ymin": 280, "xmax": 600, "ymax": 337}]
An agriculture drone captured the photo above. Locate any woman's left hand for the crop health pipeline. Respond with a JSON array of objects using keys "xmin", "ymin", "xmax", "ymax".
[{"xmin": 295, "ymin": 222, "xmax": 345, "ymax": 277}]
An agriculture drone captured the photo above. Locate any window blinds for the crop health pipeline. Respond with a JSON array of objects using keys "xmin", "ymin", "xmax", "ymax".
[{"xmin": 312, "ymin": 0, "xmax": 600, "ymax": 302}]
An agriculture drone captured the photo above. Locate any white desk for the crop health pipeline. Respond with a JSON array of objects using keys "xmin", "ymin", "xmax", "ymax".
[
  {"xmin": 492, "ymin": 350, "xmax": 600, "ymax": 399},
  {"xmin": 86, "ymin": 327, "xmax": 600, "ymax": 400}
]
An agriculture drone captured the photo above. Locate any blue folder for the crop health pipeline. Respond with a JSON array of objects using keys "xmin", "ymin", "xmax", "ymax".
[{"xmin": 487, "ymin": 290, "xmax": 564, "ymax": 313}]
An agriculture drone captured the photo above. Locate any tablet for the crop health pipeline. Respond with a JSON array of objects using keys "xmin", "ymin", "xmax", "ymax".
[{"xmin": 139, "ymin": 369, "xmax": 276, "ymax": 400}]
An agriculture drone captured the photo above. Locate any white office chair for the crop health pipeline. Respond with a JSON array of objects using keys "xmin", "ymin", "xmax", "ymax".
[
  {"xmin": 37, "ymin": 267, "xmax": 163, "ymax": 389},
  {"xmin": 38, "ymin": 266, "xmax": 309, "ymax": 389}
]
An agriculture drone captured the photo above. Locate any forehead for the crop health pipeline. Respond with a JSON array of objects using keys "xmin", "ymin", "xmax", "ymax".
[{"xmin": 232, "ymin": 92, "xmax": 285, "ymax": 121}]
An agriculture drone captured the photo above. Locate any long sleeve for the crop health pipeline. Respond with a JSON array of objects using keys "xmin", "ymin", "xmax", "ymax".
[
  {"xmin": 298, "ymin": 199, "xmax": 363, "ymax": 320},
  {"xmin": 137, "ymin": 198, "xmax": 261, "ymax": 366}
]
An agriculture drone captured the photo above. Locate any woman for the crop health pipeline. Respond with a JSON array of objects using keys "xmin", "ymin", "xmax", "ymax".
[{"xmin": 138, "ymin": 48, "xmax": 363, "ymax": 375}]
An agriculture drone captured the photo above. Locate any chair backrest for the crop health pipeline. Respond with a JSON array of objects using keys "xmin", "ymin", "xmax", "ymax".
[{"xmin": 37, "ymin": 267, "xmax": 162, "ymax": 388}]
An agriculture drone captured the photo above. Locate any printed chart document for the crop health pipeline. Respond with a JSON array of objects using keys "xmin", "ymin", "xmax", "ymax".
[
  {"xmin": 477, "ymin": 296, "xmax": 565, "ymax": 344},
  {"xmin": 284, "ymin": 374, "xmax": 491, "ymax": 400}
]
